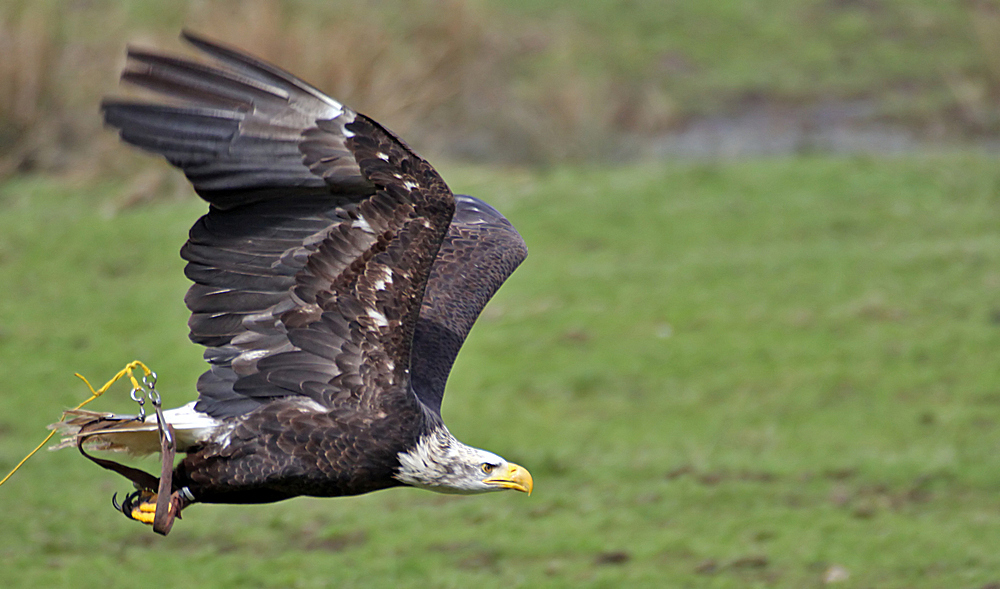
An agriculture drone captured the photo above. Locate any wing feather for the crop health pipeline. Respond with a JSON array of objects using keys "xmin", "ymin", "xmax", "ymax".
[
  {"xmin": 409, "ymin": 196, "xmax": 527, "ymax": 412},
  {"xmin": 102, "ymin": 31, "xmax": 369, "ymax": 209},
  {"xmin": 103, "ymin": 33, "xmax": 523, "ymax": 424},
  {"xmin": 103, "ymin": 33, "xmax": 458, "ymax": 420}
]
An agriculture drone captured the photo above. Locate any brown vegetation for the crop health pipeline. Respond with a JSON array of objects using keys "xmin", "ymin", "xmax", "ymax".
[{"xmin": 0, "ymin": 0, "xmax": 671, "ymax": 181}]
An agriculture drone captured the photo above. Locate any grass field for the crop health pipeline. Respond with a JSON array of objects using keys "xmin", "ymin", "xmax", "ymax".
[{"xmin": 2, "ymin": 154, "xmax": 999, "ymax": 587}]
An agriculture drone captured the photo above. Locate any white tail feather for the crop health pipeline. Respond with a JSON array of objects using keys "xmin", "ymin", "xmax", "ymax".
[{"xmin": 49, "ymin": 402, "xmax": 223, "ymax": 455}]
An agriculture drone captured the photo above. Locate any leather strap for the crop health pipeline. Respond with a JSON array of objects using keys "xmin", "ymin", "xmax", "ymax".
[
  {"xmin": 152, "ymin": 418, "xmax": 177, "ymax": 535},
  {"xmin": 77, "ymin": 436, "xmax": 159, "ymax": 491}
]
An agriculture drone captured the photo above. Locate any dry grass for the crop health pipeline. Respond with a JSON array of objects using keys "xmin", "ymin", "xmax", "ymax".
[
  {"xmin": 957, "ymin": 0, "xmax": 1000, "ymax": 131},
  {"xmin": 1, "ymin": 1, "xmax": 995, "ymax": 180},
  {"xmin": 0, "ymin": 0, "xmax": 665, "ymax": 180},
  {"xmin": 154, "ymin": 0, "xmax": 676, "ymax": 164},
  {"xmin": 177, "ymin": 0, "xmax": 493, "ymax": 136},
  {"xmin": 0, "ymin": 5, "xmax": 88, "ymax": 176}
]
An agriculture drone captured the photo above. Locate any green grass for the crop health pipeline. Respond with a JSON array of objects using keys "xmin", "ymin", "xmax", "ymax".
[
  {"xmin": 499, "ymin": 0, "xmax": 985, "ymax": 113},
  {"xmin": 3, "ymin": 154, "xmax": 1000, "ymax": 587}
]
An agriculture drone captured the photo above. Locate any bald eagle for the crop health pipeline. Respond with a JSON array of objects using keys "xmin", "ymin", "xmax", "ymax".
[{"xmin": 55, "ymin": 31, "xmax": 532, "ymax": 533}]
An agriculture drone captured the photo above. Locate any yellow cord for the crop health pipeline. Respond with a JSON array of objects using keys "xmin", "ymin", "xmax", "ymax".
[{"xmin": 0, "ymin": 360, "xmax": 154, "ymax": 488}]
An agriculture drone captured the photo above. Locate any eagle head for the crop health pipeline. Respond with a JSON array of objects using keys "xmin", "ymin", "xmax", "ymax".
[{"xmin": 394, "ymin": 427, "xmax": 533, "ymax": 495}]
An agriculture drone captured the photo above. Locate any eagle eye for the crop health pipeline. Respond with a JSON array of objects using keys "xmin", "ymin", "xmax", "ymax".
[{"xmin": 481, "ymin": 463, "xmax": 495, "ymax": 475}]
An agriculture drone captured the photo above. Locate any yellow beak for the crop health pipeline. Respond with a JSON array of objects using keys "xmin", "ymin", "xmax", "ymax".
[{"xmin": 484, "ymin": 462, "xmax": 533, "ymax": 495}]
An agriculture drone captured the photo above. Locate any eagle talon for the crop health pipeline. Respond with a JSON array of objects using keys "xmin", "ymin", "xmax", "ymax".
[{"xmin": 117, "ymin": 489, "xmax": 159, "ymax": 525}]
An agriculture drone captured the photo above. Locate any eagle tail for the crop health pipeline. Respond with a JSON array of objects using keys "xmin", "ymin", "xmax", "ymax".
[{"xmin": 49, "ymin": 402, "xmax": 222, "ymax": 455}]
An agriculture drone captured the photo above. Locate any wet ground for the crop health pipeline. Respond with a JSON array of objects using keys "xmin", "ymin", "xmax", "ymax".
[{"xmin": 645, "ymin": 99, "xmax": 1000, "ymax": 159}]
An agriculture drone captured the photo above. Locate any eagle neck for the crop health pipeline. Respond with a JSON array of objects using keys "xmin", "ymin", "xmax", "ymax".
[{"xmin": 393, "ymin": 425, "xmax": 470, "ymax": 491}]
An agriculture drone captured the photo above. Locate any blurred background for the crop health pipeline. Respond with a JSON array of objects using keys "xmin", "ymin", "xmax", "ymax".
[
  {"xmin": 2, "ymin": 1, "xmax": 1000, "ymax": 588},
  {"xmin": 4, "ymin": 0, "xmax": 1000, "ymax": 175}
]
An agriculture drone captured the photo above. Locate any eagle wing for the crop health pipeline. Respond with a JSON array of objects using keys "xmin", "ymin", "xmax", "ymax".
[
  {"xmin": 102, "ymin": 32, "xmax": 454, "ymax": 418},
  {"xmin": 410, "ymin": 195, "xmax": 527, "ymax": 413}
]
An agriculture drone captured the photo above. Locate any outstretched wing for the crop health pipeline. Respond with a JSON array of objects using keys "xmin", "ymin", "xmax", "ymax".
[
  {"xmin": 102, "ymin": 32, "xmax": 454, "ymax": 419},
  {"xmin": 410, "ymin": 195, "xmax": 527, "ymax": 413}
]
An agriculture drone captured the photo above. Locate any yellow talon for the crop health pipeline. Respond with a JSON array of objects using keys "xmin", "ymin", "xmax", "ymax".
[
  {"xmin": 131, "ymin": 506, "xmax": 156, "ymax": 524},
  {"xmin": 114, "ymin": 488, "xmax": 186, "ymax": 535},
  {"xmin": 120, "ymin": 490, "xmax": 167, "ymax": 525}
]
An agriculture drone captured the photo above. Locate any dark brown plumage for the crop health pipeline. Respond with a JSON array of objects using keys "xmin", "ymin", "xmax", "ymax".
[{"xmin": 66, "ymin": 31, "xmax": 531, "ymax": 525}]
